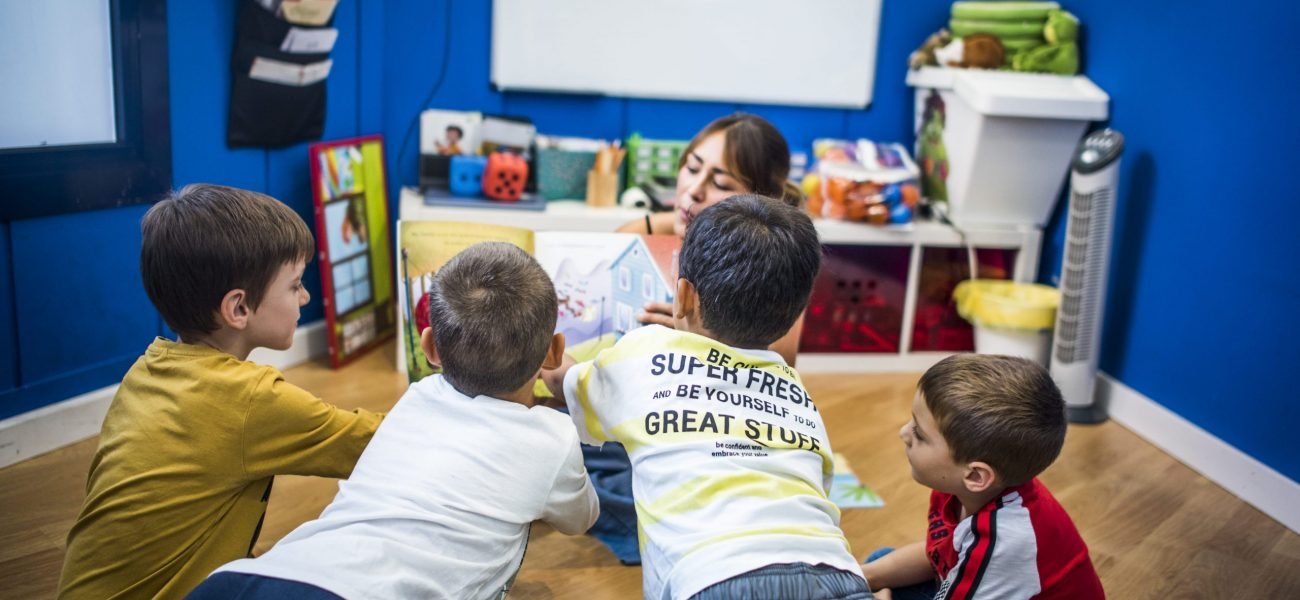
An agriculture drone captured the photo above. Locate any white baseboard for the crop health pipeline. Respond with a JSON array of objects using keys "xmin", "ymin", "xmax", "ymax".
[
  {"xmin": 1099, "ymin": 372, "xmax": 1300, "ymax": 535},
  {"xmin": 0, "ymin": 320, "xmax": 328, "ymax": 469}
]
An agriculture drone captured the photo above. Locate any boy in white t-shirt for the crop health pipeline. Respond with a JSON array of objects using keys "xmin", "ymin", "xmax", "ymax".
[
  {"xmin": 545, "ymin": 195, "xmax": 872, "ymax": 600},
  {"xmin": 189, "ymin": 242, "xmax": 598, "ymax": 600}
]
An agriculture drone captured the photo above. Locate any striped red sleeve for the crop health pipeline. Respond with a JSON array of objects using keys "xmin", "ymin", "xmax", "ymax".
[{"xmin": 940, "ymin": 498, "xmax": 1001, "ymax": 600}]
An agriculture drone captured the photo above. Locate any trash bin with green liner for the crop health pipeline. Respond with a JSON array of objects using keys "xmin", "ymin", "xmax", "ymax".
[{"xmin": 953, "ymin": 280, "xmax": 1061, "ymax": 366}]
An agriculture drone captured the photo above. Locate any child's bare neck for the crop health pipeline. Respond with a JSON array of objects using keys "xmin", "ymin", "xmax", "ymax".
[
  {"xmin": 496, "ymin": 384, "xmax": 538, "ymax": 407},
  {"xmin": 956, "ymin": 486, "xmax": 1007, "ymax": 519},
  {"xmin": 180, "ymin": 330, "xmax": 253, "ymax": 361},
  {"xmin": 448, "ymin": 376, "xmax": 540, "ymax": 407}
]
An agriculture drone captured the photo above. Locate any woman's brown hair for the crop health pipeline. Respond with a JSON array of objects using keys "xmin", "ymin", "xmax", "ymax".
[{"xmin": 679, "ymin": 113, "xmax": 804, "ymax": 207}]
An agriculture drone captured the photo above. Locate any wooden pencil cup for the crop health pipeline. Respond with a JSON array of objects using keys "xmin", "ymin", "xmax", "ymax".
[{"xmin": 586, "ymin": 170, "xmax": 618, "ymax": 207}]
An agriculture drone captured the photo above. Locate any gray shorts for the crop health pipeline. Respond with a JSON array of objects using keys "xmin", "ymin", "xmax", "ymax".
[{"xmin": 689, "ymin": 562, "xmax": 874, "ymax": 600}]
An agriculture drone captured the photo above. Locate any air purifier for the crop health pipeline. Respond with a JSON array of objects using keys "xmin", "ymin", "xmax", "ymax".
[{"xmin": 1051, "ymin": 129, "xmax": 1124, "ymax": 423}]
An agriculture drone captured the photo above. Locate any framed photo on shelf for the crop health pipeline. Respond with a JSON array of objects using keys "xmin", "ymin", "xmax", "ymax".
[{"xmin": 309, "ymin": 134, "xmax": 396, "ymax": 368}]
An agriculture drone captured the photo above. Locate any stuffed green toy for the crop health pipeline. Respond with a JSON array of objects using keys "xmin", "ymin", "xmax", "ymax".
[{"xmin": 1013, "ymin": 9, "xmax": 1080, "ymax": 75}]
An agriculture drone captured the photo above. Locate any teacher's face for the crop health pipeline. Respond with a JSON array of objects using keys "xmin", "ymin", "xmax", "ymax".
[{"xmin": 674, "ymin": 132, "xmax": 749, "ymax": 238}]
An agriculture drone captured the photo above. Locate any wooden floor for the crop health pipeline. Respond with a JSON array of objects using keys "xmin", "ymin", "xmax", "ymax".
[{"xmin": 3, "ymin": 347, "xmax": 1298, "ymax": 599}]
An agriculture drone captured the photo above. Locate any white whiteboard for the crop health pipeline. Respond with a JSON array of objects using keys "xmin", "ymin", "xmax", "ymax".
[
  {"xmin": 0, "ymin": 0, "xmax": 117, "ymax": 149},
  {"xmin": 491, "ymin": 0, "xmax": 882, "ymax": 109}
]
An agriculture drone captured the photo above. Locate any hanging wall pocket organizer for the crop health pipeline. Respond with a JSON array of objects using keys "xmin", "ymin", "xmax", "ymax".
[{"xmin": 227, "ymin": 0, "xmax": 339, "ymax": 148}]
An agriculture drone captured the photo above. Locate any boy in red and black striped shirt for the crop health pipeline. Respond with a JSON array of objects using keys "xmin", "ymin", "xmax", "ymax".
[{"xmin": 862, "ymin": 354, "xmax": 1104, "ymax": 600}]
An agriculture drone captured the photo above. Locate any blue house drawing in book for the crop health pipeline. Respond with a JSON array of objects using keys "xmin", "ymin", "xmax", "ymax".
[{"xmin": 609, "ymin": 235, "xmax": 678, "ymax": 335}]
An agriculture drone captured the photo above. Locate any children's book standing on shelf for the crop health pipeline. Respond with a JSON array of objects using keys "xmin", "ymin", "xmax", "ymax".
[
  {"xmin": 309, "ymin": 135, "xmax": 396, "ymax": 368},
  {"xmin": 398, "ymin": 221, "xmax": 680, "ymax": 381}
]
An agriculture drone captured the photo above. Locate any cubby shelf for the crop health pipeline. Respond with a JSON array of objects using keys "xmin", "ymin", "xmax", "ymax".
[{"xmin": 398, "ymin": 187, "xmax": 1042, "ymax": 373}]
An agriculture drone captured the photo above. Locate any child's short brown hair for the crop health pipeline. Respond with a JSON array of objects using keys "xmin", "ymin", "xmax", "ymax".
[
  {"xmin": 427, "ymin": 242, "xmax": 557, "ymax": 397},
  {"xmin": 919, "ymin": 354, "xmax": 1067, "ymax": 486},
  {"xmin": 141, "ymin": 184, "xmax": 315, "ymax": 338}
]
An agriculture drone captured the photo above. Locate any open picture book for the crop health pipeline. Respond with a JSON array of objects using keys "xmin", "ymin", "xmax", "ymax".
[{"xmin": 398, "ymin": 221, "xmax": 680, "ymax": 382}]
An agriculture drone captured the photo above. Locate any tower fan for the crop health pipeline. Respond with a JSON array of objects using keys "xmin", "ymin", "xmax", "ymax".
[{"xmin": 1051, "ymin": 129, "xmax": 1124, "ymax": 424}]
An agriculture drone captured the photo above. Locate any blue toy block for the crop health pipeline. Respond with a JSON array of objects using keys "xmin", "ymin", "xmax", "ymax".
[
  {"xmin": 889, "ymin": 202, "xmax": 913, "ymax": 224},
  {"xmin": 450, "ymin": 155, "xmax": 488, "ymax": 197},
  {"xmin": 882, "ymin": 183, "xmax": 903, "ymax": 206}
]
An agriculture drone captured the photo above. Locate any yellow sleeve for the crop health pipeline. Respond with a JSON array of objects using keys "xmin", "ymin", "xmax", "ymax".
[
  {"xmin": 564, "ymin": 359, "xmax": 613, "ymax": 446},
  {"xmin": 241, "ymin": 373, "xmax": 384, "ymax": 479}
]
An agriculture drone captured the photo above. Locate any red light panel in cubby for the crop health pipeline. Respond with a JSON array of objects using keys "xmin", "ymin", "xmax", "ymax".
[
  {"xmin": 800, "ymin": 245, "xmax": 911, "ymax": 353},
  {"xmin": 910, "ymin": 247, "xmax": 1019, "ymax": 352}
]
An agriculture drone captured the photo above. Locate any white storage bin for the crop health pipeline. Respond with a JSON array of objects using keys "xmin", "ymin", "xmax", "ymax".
[
  {"xmin": 973, "ymin": 326, "xmax": 1052, "ymax": 366},
  {"xmin": 908, "ymin": 68, "xmax": 1109, "ymax": 227}
]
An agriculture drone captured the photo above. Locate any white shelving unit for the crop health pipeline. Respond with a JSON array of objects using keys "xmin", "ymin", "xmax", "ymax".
[{"xmin": 398, "ymin": 187, "xmax": 1042, "ymax": 373}]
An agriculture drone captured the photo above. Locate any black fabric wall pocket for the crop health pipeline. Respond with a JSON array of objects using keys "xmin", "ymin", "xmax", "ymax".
[{"xmin": 227, "ymin": 0, "xmax": 334, "ymax": 148}]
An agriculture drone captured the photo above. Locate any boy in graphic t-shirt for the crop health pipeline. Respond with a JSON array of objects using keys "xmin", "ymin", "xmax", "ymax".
[{"xmin": 545, "ymin": 195, "xmax": 872, "ymax": 600}]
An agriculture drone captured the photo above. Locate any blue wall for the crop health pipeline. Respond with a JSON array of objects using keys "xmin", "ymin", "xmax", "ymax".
[
  {"xmin": 4, "ymin": 0, "xmax": 1297, "ymax": 489},
  {"xmin": 1044, "ymin": 0, "xmax": 1300, "ymax": 482}
]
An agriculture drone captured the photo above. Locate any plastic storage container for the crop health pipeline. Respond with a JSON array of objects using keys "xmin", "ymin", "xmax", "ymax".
[
  {"xmin": 536, "ymin": 148, "xmax": 596, "ymax": 200},
  {"xmin": 953, "ymin": 279, "xmax": 1060, "ymax": 365},
  {"xmin": 908, "ymin": 68, "xmax": 1108, "ymax": 227},
  {"xmin": 625, "ymin": 133, "xmax": 687, "ymax": 190}
]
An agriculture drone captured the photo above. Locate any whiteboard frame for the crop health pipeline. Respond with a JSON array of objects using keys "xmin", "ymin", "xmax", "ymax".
[{"xmin": 490, "ymin": 0, "xmax": 882, "ymax": 109}]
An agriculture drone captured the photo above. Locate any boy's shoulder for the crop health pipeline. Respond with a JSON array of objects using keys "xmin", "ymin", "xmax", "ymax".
[
  {"xmin": 122, "ymin": 338, "xmax": 292, "ymax": 404},
  {"xmin": 605, "ymin": 325, "xmax": 733, "ymax": 362},
  {"xmin": 940, "ymin": 480, "xmax": 1102, "ymax": 598},
  {"xmin": 964, "ymin": 479, "xmax": 1081, "ymax": 535},
  {"xmin": 402, "ymin": 375, "xmax": 580, "ymax": 453}
]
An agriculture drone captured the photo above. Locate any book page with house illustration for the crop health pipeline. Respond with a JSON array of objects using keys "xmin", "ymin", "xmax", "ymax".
[
  {"xmin": 534, "ymin": 231, "xmax": 679, "ymax": 363},
  {"xmin": 398, "ymin": 220, "xmax": 679, "ymax": 383}
]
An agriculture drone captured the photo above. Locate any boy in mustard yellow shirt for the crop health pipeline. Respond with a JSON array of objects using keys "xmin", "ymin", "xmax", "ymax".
[{"xmin": 58, "ymin": 184, "xmax": 383, "ymax": 600}]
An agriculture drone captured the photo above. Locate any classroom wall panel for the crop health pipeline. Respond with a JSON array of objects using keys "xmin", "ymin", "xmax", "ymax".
[
  {"xmin": 2, "ymin": 206, "xmax": 155, "ymax": 419},
  {"xmin": 0, "ymin": 224, "xmax": 16, "ymax": 395},
  {"xmin": 736, "ymin": 105, "xmax": 849, "ymax": 157},
  {"xmin": 357, "ymin": 0, "xmax": 386, "ymax": 136},
  {"xmin": 501, "ymin": 93, "xmax": 626, "ymax": 141},
  {"xmin": 168, "ymin": 0, "xmax": 266, "ymax": 193},
  {"xmin": 623, "ymin": 100, "xmax": 742, "ymax": 140},
  {"xmin": 1042, "ymin": 0, "xmax": 1300, "ymax": 482}
]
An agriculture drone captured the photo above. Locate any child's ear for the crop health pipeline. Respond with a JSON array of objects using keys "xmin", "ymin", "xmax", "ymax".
[
  {"xmin": 541, "ymin": 333, "xmax": 566, "ymax": 370},
  {"xmin": 962, "ymin": 461, "xmax": 998, "ymax": 494},
  {"xmin": 419, "ymin": 327, "xmax": 442, "ymax": 369},
  {"xmin": 218, "ymin": 289, "xmax": 250, "ymax": 330},
  {"xmin": 674, "ymin": 278, "xmax": 698, "ymax": 321}
]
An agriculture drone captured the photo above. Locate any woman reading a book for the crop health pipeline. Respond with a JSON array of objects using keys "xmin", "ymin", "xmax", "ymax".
[
  {"xmin": 617, "ymin": 112, "xmax": 805, "ymax": 363},
  {"xmin": 587, "ymin": 113, "xmax": 807, "ymax": 566}
]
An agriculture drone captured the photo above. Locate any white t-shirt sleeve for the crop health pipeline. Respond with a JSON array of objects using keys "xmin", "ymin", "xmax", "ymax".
[
  {"xmin": 562, "ymin": 359, "xmax": 615, "ymax": 446},
  {"xmin": 539, "ymin": 429, "xmax": 599, "ymax": 535}
]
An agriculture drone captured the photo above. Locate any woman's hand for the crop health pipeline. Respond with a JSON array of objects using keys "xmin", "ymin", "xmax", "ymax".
[{"xmin": 637, "ymin": 301, "xmax": 676, "ymax": 328}]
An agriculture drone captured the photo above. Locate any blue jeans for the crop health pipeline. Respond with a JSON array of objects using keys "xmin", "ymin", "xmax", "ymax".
[
  {"xmin": 186, "ymin": 572, "xmax": 343, "ymax": 599},
  {"xmin": 690, "ymin": 562, "xmax": 873, "ymax": 600},
  {"xmin": 864, "ymin": 548, "xmax": 938, "ymax": 600},
  {"xmin": 581, "ymin": 442, "xmax": 641, "ymax": 565}
]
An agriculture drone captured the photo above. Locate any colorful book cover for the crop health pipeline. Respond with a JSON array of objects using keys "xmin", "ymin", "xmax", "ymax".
[
  {"xmin": 398, "ymin": 221, "xmax": 679, "ymax": 382},
  {"xmin": 309, "ymin": 135, "xmax": 395, "ymax": 369},
  {"xmin": 829, "ymin": 452, "xmax": 885, "ymax": 509}
]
